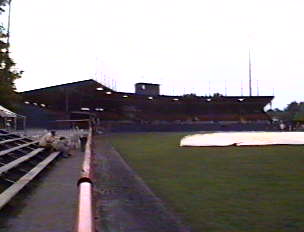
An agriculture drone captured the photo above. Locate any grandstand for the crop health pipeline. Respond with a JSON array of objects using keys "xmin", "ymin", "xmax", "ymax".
[{"xmin": 19, "ymin": 79, "xmax": 274, "ymax": 131}]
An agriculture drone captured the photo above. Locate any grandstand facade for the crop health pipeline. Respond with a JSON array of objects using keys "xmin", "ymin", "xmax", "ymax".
[{"xmin": 19, "ymin": 79, "xmax": 274, "ymax": 130}]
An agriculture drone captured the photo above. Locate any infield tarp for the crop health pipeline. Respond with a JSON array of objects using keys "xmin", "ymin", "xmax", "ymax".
[{"xmin": 180, "ymin": 132, "xmax": 304, "ymax": 147}]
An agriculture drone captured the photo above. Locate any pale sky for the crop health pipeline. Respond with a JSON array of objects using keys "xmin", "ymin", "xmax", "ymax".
[{"xmin": 3, "ymin": 0, "xmax": 304, "ymax": 109}]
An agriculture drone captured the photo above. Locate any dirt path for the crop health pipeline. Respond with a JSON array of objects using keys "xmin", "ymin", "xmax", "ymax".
[{"xmin": 93, "ymin": 135, "xmax": 190, "ymax": 232}]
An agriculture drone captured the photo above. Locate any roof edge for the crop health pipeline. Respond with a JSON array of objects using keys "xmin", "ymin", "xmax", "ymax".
[{"xmin": 19, "ymin": 79, "xmax": 105, "ymax": 93}]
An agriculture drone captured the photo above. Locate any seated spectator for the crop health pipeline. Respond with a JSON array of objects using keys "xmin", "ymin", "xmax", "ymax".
[
  {"xmin": 52, "ymin": 136, "xmax": 72, "ymax": 158},
  {"xmin": 39, "ymin": 131, "xmax": 56, "ymax": 150},
  {"xmin": 5, "ymin": 120, "xmax": 12, "ymax": 131}
]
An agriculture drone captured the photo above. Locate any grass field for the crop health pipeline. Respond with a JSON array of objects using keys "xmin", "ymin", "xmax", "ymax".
[{"xmin": 109, "ymin": 132, "xmax": 304, "ymax": 232}]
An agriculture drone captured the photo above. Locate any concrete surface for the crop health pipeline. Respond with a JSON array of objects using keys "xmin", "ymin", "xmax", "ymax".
[{"xmin": 0, "ymin": 149, "xmax": 83, "ymax": 232}]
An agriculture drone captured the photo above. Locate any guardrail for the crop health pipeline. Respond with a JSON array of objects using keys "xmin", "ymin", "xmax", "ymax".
[{"xmin": 75, "ymin": 127, "xmax": 95, "ymax": 232}]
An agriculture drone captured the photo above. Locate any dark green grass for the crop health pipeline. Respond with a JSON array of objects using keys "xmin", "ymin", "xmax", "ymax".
[{"xmin": 109, "ymin": 132, "xmax": 304, "ymax": 232}]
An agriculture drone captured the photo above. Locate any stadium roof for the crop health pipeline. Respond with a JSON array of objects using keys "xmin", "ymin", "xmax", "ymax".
[
  {"xmin": 21, "ymin": 79, "xmax": 113, "ymax": 94},
  {"xmin": 135, "ymin": 83, "xmax": 160, "ymax": 86},
  {"xmin": 20, "ymin": 79, "xmax": 274, "ymax": 114}
]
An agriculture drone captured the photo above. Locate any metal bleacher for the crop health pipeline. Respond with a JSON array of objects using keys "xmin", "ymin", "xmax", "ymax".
[{"xmin": 0, "ymin": 129, "xmax": 60, "ymax": 209}]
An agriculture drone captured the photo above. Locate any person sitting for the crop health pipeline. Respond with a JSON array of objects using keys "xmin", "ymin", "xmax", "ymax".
[
  {"xmin": 39, "ymin": 131, "xmax": 56, "ymax": 150},
  {"xmin": 52, "ymin": 136, "xmax": 72, "ymax": 158}
]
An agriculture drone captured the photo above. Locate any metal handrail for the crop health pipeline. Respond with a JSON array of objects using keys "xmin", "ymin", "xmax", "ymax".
[
  {"xmin": 80, "ymin": 127, "xmax": 93, "ymax": 182},
  {"xmin": 75, "ymin": 127, "xmax": 95, "ymax": 232},
  {"xmin": 76, "ymin": 182, "xmax": 94, "ymax": 232}
]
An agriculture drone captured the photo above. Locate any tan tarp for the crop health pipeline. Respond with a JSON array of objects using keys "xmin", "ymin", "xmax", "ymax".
[{"xmin": 180, "ymin": 132, "xmax": 304, "ymax": 147}]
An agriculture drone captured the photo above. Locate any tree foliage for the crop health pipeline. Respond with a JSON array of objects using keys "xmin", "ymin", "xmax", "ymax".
[
  {"xmin": 0, "ymin": 0, "xmax": 8, "ymax": 14},
  {"xmin": 267, "ymin": 101, "xmax": 304, "ymax": 122},
  {"xmin": 183, "ymin": 93, "xmax": 197, "ymax": 98},
  {"xmin": 0, "ymin": 1, "xmax": 23, "ymax": 109},
  {"xmin": 213, "ymin": 92, "xmax": 223, "ymax": 98}
]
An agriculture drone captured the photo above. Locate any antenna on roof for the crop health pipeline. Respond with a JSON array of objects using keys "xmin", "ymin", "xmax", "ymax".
[
  {"xmin": 104, "ymin": 75, "xmax": 107, "ymax": 87},
  {"xmin": 94, "ymin": 57, "xmax": 98, "ymax": 82},
  {"xmin": 225, "ymin": 80, "xmax": 227, "ymax": 96},
  {"xmin": 257, "ymin": 80, "xmax": 259, "ymax": 96},
  {"xmin": 241, "ymin": 80, "xmax": 243, "ymax": 96},
  {"xmin": 208, "ymin": 81, "xmax": 211, "ymax": 96},
  {"xmin": 100, "ymin": 72, "xmax": 103, "ymax": 84},
  {"xmin": 249, "ymin": 48, "xmax": 252, "ymax": 96}
]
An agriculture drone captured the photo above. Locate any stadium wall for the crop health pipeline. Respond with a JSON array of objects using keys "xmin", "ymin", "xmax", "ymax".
[{"xmin": 100, "ymin": 121, "xmax": 276, "ymax": 132}]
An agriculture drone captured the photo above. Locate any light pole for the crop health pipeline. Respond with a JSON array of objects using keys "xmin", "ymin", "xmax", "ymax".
[
  {"xmin": 249, "ymin": 48, "xmax": 252, "ymax": 96},
  {"xmin": 7, "ymin": 0, "xmax": 12, "ymax": 48}
]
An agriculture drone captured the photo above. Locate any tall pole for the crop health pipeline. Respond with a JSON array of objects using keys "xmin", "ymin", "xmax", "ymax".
[
  {"xmin": 7, "ymin": 0, "xmax": 12, "ymax": 48},
  {"xmin": 249, "ymin": 49, "xmax": 252, "ymax": 96}
]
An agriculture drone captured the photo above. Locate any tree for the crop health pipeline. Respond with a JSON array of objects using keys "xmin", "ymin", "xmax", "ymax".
[
  {"xmin": 183, "ymin": 93, "xmax": 197, "ymax": 98},
  {"xmin": 213, "ymin": 93, "xmax": 223, "ymax": 98},
  {"xmin": 267, "ymin": 101, "xmax": 304, "ymax": 122},
  {"xmin": 0, "ymin": 0, "xmax": 8, "ymax": 14},
  {"xmin": 0, "ymin": 0, "xmax": 23, "ymax": 109},
  {"xmin": 285, "ymin": 101, "xmax": 299, "ymax": 113}
]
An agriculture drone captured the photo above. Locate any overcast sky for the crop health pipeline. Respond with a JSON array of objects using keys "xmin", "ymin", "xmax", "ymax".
[{"xmin": 3, "ymin": 0, "xmax": 304, "ymax": 109}]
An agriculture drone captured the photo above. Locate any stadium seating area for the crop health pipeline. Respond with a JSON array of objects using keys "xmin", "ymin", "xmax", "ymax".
[{"xmin": 19, "ymin": 79, "xmax": 274, "ymax": 129}]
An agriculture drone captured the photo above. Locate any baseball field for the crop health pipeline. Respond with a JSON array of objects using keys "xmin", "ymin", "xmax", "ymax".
[{"xmin": 109, "ymin": 132, "xmax": 304, "ymax": 232}]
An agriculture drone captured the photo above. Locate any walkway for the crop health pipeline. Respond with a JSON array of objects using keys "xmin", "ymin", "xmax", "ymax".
[{"xmin": 0, "ymin": 149, "xmax": 83, "ymax": 232}]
